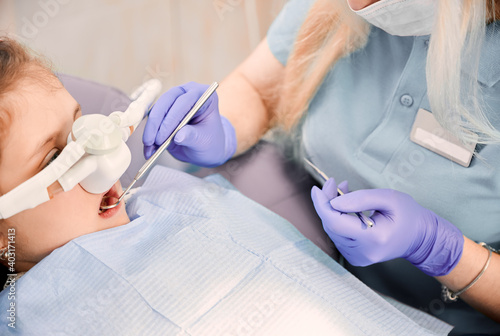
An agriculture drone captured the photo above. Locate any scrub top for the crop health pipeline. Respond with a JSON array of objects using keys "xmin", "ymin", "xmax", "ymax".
[{"xmin": 267, "ymin": 0, "xmax": 500, "ymax": 334}]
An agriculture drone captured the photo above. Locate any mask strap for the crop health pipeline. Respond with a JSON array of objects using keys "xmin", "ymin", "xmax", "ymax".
[{"xmin": 0, "ymin": 138, "xmax": 88, "ymax": 219}]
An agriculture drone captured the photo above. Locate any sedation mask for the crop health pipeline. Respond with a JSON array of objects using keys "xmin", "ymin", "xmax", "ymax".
[{"xmin": 0, "ymin": 79, "xmax": 162, "ymax": 220}]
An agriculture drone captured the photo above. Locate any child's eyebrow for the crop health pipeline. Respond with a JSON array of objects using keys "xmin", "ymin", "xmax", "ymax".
[{"xmin": 29, "ymin": 104, "xmax": 81, "ymax": 163}]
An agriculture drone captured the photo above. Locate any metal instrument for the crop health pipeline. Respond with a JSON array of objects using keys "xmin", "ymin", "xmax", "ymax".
[{"xmin": 304, "ymin": 158, "xmax": 374, "ymax": 228}]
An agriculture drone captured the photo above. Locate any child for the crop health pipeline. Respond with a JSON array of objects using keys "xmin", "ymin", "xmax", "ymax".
[{"xmin": 0, "ymin": 38, "xmax": 131, "ymax": 275}]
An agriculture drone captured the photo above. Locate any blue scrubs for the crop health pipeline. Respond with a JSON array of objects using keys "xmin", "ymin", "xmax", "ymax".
[{"xmin": 267, "ymin": 0, "xmax": 500, "ymax": 334}]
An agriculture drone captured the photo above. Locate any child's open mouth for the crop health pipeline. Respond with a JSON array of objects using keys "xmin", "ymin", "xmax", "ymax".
[{"xmin": 98, "ymin": 184, "xmax": 121, "ymax": 217}]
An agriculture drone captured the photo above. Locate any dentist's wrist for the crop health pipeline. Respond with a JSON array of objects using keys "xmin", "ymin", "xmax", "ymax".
[{"xmin": 409, "ymin": 215, "xmax": 464, "ymax": 277}]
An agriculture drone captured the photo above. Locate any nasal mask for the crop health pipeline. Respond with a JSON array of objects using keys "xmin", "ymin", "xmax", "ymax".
[
  {"xmin": 349, "ymin": 0, "xmax": 438, "ymax": 36},
  {"xmin": 0, "ymin": 79, "xmax": 162, "ymax": 219}
]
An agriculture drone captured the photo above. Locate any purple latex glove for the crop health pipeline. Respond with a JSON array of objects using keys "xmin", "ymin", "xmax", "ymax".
[
  {"xmin": 143, "ymin": 82, "xmax": 237, "ymax": 167},
  {"xmin": 311, "ymin": 185, "xmax": 464, "ymax": 277}
]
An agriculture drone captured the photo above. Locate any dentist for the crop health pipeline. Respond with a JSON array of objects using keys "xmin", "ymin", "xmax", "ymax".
[{"xmin": 143, "ymin": 1, "xmax": 500, "ymax": 334}]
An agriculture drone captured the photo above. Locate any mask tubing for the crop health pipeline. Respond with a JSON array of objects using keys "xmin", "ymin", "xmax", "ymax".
[{"xmin": 109, "ymin": 79, "xmax": 162, "ymax": 129}]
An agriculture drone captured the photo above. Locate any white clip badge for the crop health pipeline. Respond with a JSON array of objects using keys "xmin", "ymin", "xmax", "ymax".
[{"xmin": 410, "ymin": 108, "xmax": 477, "ymax": 167}]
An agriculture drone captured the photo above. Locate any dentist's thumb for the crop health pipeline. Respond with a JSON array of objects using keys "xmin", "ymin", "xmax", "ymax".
[{"xmin": 173, "ymin": 125, "xmax": 199, "ymax": 147}]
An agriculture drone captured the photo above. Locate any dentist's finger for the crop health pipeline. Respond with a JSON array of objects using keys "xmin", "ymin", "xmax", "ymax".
[
  {"xmin": 144, "ymin": 144, "xmax": 159, "ymax": 160},
  {"xmin": 338, "ymin": 180, "xmax": 349, "ymax": 194},
  {"xmin": 143, "ymin": 86, "xmax": 186, "ymax": 146},
  {"xmin": 311, "ymin": 186, "xmax": 335, "ymax": 215},
  {"xmin": 155, "ymin": 90, "xmax": 201, "ymax": 146},
  {"xmin": 330, "ymin": 189, "xmax": 399, "ymax": 213},
  {"xmin": 173, "ymin": 124, "xmax": 211, "ymax": 148},
  {"xmin": 312, "ymin": 186, "xmax": 368, "ymax": 239},
  {"xmin": 322, "ymin": 178, "xmax": 338, "ymax": 199}
]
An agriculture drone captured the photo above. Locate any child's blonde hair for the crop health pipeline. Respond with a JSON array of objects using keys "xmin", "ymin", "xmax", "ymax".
[{"xmin": 0, "ymin": 37, "xmax": 55, "ymax": 146}]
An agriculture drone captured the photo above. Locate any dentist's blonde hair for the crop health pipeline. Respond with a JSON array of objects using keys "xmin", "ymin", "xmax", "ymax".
[
  {"xmin": 275, "ymin": 0, "xmax": 500, "ymax": 146},
  {"xmin": 428, "ymin": 0, "xmax": 500, "ymax": 144}
]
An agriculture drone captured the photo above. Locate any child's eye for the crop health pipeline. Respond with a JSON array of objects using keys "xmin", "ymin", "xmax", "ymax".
[{"xmin": 44, "ymin": 150, "xmax": 61, "ymax": 168}]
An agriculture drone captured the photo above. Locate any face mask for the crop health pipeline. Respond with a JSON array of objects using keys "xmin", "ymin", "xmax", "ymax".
[{"xmin": 349, "ymin": 0, "xmax": 438, "ymax": 36}]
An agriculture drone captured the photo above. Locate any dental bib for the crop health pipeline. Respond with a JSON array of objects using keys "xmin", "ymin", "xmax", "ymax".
[
  {"xmin": 0, "ymin": 167, "xmax": 452, "ymax": 335},
  {"xmin": 350, "ymin": 0, "xmax": 437, "ymax": 36}
]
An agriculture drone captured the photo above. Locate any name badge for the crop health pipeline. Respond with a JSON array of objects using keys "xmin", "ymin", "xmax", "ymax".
[{"xmin": 410, "ymin": 108, "xmax": 477, "ymax": 167}]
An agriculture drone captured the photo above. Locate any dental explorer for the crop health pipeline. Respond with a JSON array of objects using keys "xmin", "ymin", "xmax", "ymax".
[
  {"xmin": 304, "ymin": 158, "xmax": 374, "ymax": 228},
  {"xmin": 100, "ymin": 82, "xmax": 219, "ymax": 210}
]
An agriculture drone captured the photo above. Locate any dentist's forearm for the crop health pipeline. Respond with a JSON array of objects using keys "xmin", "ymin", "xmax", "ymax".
[
  {"xmin": 218, "ymin": 38, "xmax": 285, "ymax": 156},
  {"xmin": 218, "ymin": 70, "xmax": 271, "ymax": 155},
  {"xmin": 436, "ymin": 237, "xmax": 500, "ymax": 322}
]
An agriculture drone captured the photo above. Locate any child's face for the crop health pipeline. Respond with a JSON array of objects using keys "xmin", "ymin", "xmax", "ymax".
[{"xmin": 0, "ymin": 75, "xmax": 130, "ymax": 272}]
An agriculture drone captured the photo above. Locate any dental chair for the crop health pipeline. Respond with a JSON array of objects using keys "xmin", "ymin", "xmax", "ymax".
[{"xmin": 59, "ymin": 74, "xmax": 337, "ymax": 258}]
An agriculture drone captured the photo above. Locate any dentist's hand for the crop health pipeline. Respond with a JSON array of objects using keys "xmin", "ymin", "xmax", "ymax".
[
  {"xmin": 143, "ymin": 82, "xmax": 237, "ymax": 167},
  {"xmin": 311, "ymin": 187, "xmax": 464, "ymax": 277}
]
